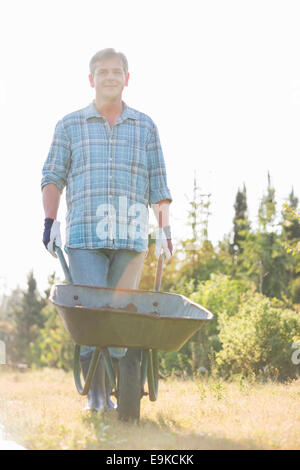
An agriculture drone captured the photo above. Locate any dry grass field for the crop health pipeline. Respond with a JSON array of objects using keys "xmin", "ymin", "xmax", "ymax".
[{"xmin": 0, "ymin": 367, "xmax": 299, "ymax": 450}]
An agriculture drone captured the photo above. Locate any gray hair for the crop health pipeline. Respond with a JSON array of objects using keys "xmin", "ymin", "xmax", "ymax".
[{"xmin": 89, "ymin": 48, "xmax": 129, "ymax": 76}]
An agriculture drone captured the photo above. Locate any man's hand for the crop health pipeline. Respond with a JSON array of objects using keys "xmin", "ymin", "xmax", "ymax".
[
  {"xmin": 43, "ymin": 218, "xmax": 62, "ymax": 257},
  {"xmin": 155, "ymin": 225, "xmax": 173, "ymax": 260}
]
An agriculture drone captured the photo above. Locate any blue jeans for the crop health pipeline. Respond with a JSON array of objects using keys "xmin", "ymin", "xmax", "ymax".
[{"xmin": 68, "ymin": 248, "xmax": 146, "ymax": 359}]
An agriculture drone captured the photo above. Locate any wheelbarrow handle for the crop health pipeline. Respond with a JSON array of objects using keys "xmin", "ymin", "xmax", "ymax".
[
  {"xmin": 154, "ymin": 253, "xmax": 165, "ymax": 292},
  {"xmin": 54, "ymin": 243, "xmax": 73, "ymax": 284}
]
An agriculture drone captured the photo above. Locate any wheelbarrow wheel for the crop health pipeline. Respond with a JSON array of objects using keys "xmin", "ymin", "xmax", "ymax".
[{"xmin": 117, "ymin": 348, "xmax": 141, "ymax": 422}]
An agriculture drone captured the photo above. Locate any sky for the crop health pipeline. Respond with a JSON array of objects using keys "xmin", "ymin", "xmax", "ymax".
[{"xmin": 0, "ymin": 0, "xmax": 299, "ymax": 295}]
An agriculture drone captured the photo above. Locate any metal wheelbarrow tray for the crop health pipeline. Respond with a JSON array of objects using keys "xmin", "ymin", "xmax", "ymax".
[{"xmin": 50, "ymin": 283, "xmax": 213, "ymax": 352}]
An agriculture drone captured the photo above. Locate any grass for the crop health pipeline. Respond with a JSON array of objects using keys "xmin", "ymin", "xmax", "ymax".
[{"xmin": 0, "ymin": 367, "xmax": 299, "ymax": 450}]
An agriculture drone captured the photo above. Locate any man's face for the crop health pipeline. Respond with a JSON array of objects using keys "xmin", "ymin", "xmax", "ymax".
[{"xmin": 89, "ymin": 57, "xmax": 129, "ymax": 102}]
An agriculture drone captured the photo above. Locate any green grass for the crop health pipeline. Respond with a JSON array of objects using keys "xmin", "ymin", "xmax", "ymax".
[{"xmin": 0, "ymin": 367, "xmax": 299, "ymax": 450}]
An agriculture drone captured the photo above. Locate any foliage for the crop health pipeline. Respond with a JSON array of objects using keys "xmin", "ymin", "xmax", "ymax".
[
  {"xmin": 29, "ymin": 302, "xmax": 74, "ymax": 370},
  {"xmin": 215, "ymin": 294, "xmax": 300, "ymax": 380},
  {"xmin": 258, "ymin": 172, "xmax": 277, "ymax": 232},
  {"xmin": 159, "ymin": 274, "xmax": 255, "ymax": 375},
  {"xmin": 238, "ymin": 232, "xmax": 289, "ymax": 298},
  {"xmin": 8, "ymin": 272, "xmax": 46, "ymax": 365},
  {"xmin": 231, "ymin": 184, "xmax": 250, "ymax": 256},
  {"xmin": 282, "ymin": 208, "xmax": 300, "ymax": 249}
]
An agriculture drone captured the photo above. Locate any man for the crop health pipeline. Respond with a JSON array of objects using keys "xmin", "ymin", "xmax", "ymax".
[{"xmin": 41, "ymin": 48, "xmax": 173, "ymax": 414}]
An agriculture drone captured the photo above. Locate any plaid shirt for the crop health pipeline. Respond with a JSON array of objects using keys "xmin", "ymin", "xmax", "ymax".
[{"xmin": 41, "ymin": 101, "xmax": 172, "ymax": 252}]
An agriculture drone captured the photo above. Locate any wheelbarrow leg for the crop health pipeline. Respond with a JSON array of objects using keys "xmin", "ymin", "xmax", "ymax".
[
  {"xmin": 105, "ymin": 373, "xmax": 117, "ymax": 410},
  {"xmin": 141, "ymin": 349, "xmax": 159, "ymax": 401},
  {"xmin": 80, "ymin": 353, "xmax": 106, "ymax": 412},
  {"xmin": 74, "ymin": 345, "xmax": 106, "ymax": 412},
  {"xmin": 103, "ymin": 352, "xmax": 117, "ymax": 411},
  {"xmin": 117, "ymin": 348, "xmax": 142, "ymax": 422},
  {"xmin": 146, "ymin": 349, "xmax": 159, "ymax": 401}
]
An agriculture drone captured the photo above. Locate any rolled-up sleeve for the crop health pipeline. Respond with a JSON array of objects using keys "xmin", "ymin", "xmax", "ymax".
[
  {"xmin": 41, "ymin": 119, "xmax": 71, "ymax": 193},
  {"xmin": 146, "ymin": 124, "xmax": 172, "ymax": 205}
]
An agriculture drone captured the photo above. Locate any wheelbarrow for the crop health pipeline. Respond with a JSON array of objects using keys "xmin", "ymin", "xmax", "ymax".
[{"xmin": 50, "ymin": 245, "xmax": 213, "ymax": 421}]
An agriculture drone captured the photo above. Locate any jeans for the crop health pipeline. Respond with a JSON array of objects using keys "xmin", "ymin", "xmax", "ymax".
[{"xmin": 68, "ymin": 248, "xmax": 146, "ymax": 359}]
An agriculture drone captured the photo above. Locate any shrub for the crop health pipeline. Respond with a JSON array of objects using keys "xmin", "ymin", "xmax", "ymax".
[
  {"xmin": 190, "ymin": 273, "xmax": 255, "ymax": 336},
  {"xmin": 159, "ymin": 274, "xmax": 254, "ymax": 376},
  {"xmin": 215, "ymin": 294, "xmax": 300, "ymax": 380},
  {"xmin": 29, "ymin": 303, "xmax": 74, "ymax": 370}
]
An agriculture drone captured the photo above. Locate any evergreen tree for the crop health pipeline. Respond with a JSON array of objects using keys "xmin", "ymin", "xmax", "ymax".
[
  {"xmin": 258, "ymin": 172, "xmax": 276, "ymax": 232},
  {"xmin": 9, "ymin": 271, "xmax": 46, "ymax": 364},
  {"xmin": 186, "ymin": 171, "xmax": 211, "ymax": 247},
  {"xmin": 232, "ymin": 183, "xmax": 250, "ymax": 254},
  {"xmin": 30, "ymin": 302, "xmax": 74, "ymax": 370},
  {"xmin": 176, "ymin": 172, "xmax": 220, "ymax": 288},
  {"xmin": 281, "ymin": 188, "xmax": 300, "ymax": 242},
  {"xmin": 239, "ymin": 174, "xmax": 288, "ymax": 298},
  {"xmin": 281, "ymin": 188, "xmax": 300, "ymax": 303}
]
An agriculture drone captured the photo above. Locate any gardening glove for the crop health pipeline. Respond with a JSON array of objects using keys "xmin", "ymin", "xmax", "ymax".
[
  {"xmin": 43, "ymin": 218, "xmax": 62, "ymax": 258},
  {"xmin": 155, "ymin": 225, "xmax": 173, "ymax": 260}
]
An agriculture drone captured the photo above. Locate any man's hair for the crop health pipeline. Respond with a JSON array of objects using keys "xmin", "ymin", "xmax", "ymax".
[{"xmin": 89, "ymin": 48, "xmax": 129, "ymax": 76}]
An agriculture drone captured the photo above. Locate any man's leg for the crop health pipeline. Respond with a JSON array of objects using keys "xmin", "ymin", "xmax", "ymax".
[
  {"xmin": 68, "ymin": 248, "xmax": 110, "ymax": 412},
  {"xmin": 107, "ymin": 249, "xmax": 146, "ymax": 290},
  {"xmin": 107, "ymin": 249, "xmax": 146, "ymax": 357},
  {"xmin": 68, "ymin": 248, "xmax": 109, "ymax": 287},
  {"xmin": 107, "ymin": 250, "xmax": 146, "ymax": 420}
]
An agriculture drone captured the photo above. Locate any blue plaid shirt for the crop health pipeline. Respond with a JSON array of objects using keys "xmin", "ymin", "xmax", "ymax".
[{"xmin": 41, "ymin": 101, "xmax": 172, "ymax": 252}]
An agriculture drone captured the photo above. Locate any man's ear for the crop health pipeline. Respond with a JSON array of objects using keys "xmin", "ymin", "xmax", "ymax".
[
  {"xmin": 125, "ymin": 72, "xmax": 130, "ymax": 87},
  {"xmin": 88, "ymin": 74, "xmax": 95, "ymax": 88}
]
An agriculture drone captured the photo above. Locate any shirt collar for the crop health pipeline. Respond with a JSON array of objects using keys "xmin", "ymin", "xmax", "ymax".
[{"xmin": 85, "ymin": 101, "xmax": 138, "ymax": 121}]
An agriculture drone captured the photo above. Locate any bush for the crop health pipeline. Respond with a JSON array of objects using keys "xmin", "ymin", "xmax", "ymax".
[
  {"xmin": 159, "ymin": 350, "xmax": 191, "ymax": 377},
  {"xmin": 290, "ymin": 277, "xmax": 300, "ymax": 304},
  {"xmin": 159, "ymin": 274, "xmax": 254, "ymax": 376},
  {"xmin": 29, "ymin": 303, "xmax": 74, "ymax": 371},
  {"xmin": 190, "ymin": 273, "xmax": 255, "ymax": 337},
  {"xmin": 215, "ymin": 294, "xmax": 300, "ymax": 380}
]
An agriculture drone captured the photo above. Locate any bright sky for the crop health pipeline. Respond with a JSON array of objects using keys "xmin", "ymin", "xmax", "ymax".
[{"xmin": 0, "ymin": 0, "xmax": 299, "ymax": 295}]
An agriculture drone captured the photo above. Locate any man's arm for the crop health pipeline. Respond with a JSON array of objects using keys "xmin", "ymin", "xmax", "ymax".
[
  {"xmin": 42, "ymin": 183, "xmax": 61, "ymax": 219},
  {"xmin": 151, "ymin": 199, "xmax": 173, "ymax": 257},
  {"xmin": 146, "ymin": 123, "xmax": 172, "ymax": 207},
  {"xmin": 41, "ymin": 118, "xmax": 71, "ymax": 256},
  {"xmin": 146, "ymin": 122, "xmax": 173, "ymax": 258},
  {"xmin": 42, "ymin": 183, "xmax": 62, "ymax": 256},
  {"xmin": 151, "ymin": 199, "xmax": 171, "ymax": 228}
]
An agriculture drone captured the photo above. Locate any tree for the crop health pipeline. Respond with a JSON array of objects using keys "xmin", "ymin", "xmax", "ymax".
[
  {"xmin": 237, "ymin": 175, "xmax": 288, "ymax": 298},
  {"xmin": 9, "ymin": 271, "xmax": 46, "ymax": 364},
  {"xmin": 281, "ymin": 189, "xmax": 300, "ymax": 303},
  {"xmin": 29, "ymin": 302, "xmax": 74, "ymax": 370},
  {"xmin": 231, "ymin": 183, "xmax": 250, "ymax": 255},
  {"xmin": 173, "ymin": 172, "xmax": 217, "ymax": 288},
  {"xmin": 281, "ymin": 188, "xmax": 300, "ymax": 244},
  {"xmin": 258, "ymin": 172, "xmax": 276, "ymax": 232},
  {"xmin": 186, "ymin": 171, "xmax": 212, "ymax": 244}
]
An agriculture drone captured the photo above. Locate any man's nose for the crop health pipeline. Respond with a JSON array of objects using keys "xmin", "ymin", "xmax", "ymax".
[{"xmin": 106, "ymin": 70, "xmax": 115, "ymax": 80}]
